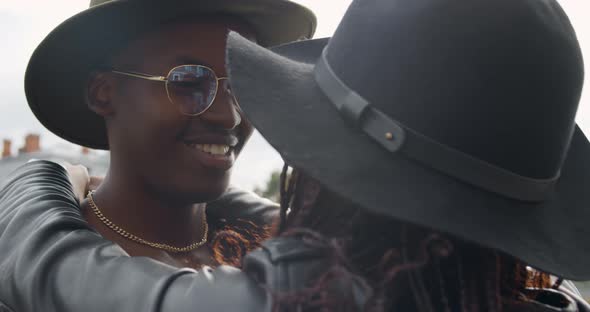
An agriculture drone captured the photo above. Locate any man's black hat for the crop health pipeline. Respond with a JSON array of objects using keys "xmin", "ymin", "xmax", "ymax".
[{"xmin": 25, "ymin": 0, "xmax": 316, "ymax": 149}]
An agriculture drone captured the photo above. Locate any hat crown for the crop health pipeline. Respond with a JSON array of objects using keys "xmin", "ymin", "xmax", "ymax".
[{"xmin": 325, "ymin": 0, "xmax": 584, "ymax": 179}]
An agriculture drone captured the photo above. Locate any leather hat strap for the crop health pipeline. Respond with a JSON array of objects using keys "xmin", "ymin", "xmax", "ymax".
[{"xmin": 314, "ymin": 48, "xmax": 560, "ymax": 202}]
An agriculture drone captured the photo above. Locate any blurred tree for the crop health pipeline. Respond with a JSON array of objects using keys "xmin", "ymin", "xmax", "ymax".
[{"xmin": 254, "ymin": 170, "xmax": 281, "ymax": 202}]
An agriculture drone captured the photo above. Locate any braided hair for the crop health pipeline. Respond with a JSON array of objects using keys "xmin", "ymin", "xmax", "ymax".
[{"xmin": 276, "ymin": 165, "xmax": 554, "ymax": 312}]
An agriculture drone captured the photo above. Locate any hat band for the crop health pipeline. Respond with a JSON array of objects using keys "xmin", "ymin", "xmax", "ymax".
[{"xmin": 313, "ymin": 48, "xmax": 560, "ymax": 202}]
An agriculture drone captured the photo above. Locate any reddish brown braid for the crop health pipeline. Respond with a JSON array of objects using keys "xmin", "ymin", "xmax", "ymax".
[
  {"xmin": 277, "ymin": 167, "xmax": 553, "ymax": 312},
  {"xmin": 206, "ymin": 218, "xmax": 271, "ymax": 267}
]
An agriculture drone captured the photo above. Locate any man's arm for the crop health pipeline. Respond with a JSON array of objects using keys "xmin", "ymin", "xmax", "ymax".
[{"xmin": 0, "ymin": 160, "xmax": 270, "ymax": 312}]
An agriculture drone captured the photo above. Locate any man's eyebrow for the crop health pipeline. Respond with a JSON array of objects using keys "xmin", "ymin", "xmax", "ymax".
[{"xmin": 173, "ymin": 56, "xmax": 213, "ymax": 68}]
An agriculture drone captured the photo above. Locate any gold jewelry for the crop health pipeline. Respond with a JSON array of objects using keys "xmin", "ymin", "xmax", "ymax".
[{"xmin": 86, "ymin": 191, "xmax": 208, "ymax": 253}]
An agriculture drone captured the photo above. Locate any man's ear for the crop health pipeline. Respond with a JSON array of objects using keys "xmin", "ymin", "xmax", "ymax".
[{"xmin": 86, "ymin": 72, "xmax": 116, "ymax": 117}]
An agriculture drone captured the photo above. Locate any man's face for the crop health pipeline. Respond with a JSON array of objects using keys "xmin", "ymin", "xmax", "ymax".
[{"xmin": 102, "ymin": 17, "xmax": 255, "ymax": 203}]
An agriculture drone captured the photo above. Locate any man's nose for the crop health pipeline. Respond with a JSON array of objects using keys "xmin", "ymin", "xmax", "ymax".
[{"xmin": 198, "ymin": 80, "xmax": 241, "ymax": 129}]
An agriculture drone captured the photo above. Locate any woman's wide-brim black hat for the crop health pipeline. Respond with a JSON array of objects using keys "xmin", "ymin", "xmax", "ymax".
[
  {"xmin": 226, "ymin": 31, "xmax": 590, "ymax": 280},
  {"xmin": 25, "ymin": 0, "xmax": 316, "ymax": 150}
]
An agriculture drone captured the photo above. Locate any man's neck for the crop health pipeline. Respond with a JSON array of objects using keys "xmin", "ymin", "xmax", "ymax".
[{"xmin": 88, "ymin": 167, "xmax": 206, "ymax": 247}]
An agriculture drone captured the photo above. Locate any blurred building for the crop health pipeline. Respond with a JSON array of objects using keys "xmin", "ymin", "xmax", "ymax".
[{"xmin": 0, "ymin": 134, "xmax": 109, "ymax": 181}]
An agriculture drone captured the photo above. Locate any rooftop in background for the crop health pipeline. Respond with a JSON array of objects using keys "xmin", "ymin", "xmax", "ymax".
[{"xmin": 0, "ymin": 134, "xmax": 109, "ymax": 181}]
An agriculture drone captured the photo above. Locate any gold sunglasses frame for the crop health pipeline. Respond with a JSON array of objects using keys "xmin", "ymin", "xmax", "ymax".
[{"xmin": 110, "ymin": 64, "xmax": 234, "ymax": 116}]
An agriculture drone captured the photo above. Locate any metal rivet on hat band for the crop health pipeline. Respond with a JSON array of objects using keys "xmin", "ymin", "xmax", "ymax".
[
  {"xmin": 314, "ymin": 49, "xmax": 406, "ymax": 153},
  {"xmin": 313, "ymin": 48, "xmax": 560, "ymax": 202}
]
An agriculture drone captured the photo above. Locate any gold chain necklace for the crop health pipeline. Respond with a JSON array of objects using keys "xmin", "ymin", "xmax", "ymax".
[{"xmin": 86, "ymin": 191, "xmax": 208, "ymax": 253}]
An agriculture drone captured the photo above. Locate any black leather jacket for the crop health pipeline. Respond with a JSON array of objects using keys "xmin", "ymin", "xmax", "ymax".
[
  {"xmin": 0, "ymin": 161, "xmax": 357, "ymax": 312},
  {"xmin": 0, "ymin": 161, "xmax": 588, "ymax": 312}
]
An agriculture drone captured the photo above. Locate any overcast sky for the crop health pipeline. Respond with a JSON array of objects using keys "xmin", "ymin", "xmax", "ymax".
[{"xmin": 0, "ymin": 0, "xmax": 588, "ymax": 190}]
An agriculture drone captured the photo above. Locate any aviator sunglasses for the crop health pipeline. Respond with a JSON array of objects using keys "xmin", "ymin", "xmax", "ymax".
[{"xmin": 110, "ymin": 64, "xmax": 237, "ymax": 116}]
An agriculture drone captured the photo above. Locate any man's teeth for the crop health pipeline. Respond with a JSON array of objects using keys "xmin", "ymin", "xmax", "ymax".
[{"xmin": 190, "ymin": 144, "xmax": 230, "ymax": 155}]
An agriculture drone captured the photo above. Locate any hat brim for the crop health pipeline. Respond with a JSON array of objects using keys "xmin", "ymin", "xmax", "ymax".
[
  {"xmin": 25, "ymin": 0, "xmax": 316, "ymax": 150},
  {"xmin": 227, "ymin": 32, "xmax": 590, "ymax": 280}
]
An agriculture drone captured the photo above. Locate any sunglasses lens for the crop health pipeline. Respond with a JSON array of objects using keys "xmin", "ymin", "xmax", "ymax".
[{"xmin": 166, "ymin": 65, "xmax": 217, "ymax": 115}]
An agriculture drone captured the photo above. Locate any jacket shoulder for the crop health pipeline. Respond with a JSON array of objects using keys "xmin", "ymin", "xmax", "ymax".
[{"xmin": 208, "ymin": 186, "xmax": 279, "ymax": 226}]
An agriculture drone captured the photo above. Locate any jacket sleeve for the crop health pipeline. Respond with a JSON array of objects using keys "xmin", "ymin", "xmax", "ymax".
[
  {"xmin": 207, "ymin": 185, "xmax": 279, "ymax": 227},
  {"xmin": 0, "ymin": 160, "xmax": 271, "ymax": 312}
]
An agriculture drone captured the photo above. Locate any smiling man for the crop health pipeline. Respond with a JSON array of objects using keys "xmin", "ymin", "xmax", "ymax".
[
  {"xmin": 23, "ymin": 0, "xmax": 316, "ymax": 269},
  {"xmin": 80, "ymin": 17, "xmax": 260, "ymax": 268}
]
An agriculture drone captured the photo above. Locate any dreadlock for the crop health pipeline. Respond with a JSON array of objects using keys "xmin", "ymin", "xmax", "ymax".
[
  {"xmin": 278, "ymin": 163, "xmax": 296, "ymax": 233},
  {"xmin": 207, "ymin": 217, "xmax": 271, "ymax": 267},
  {"xmin": 275, "ymin": 165, "xmax": 554, "ymax": 312}
]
